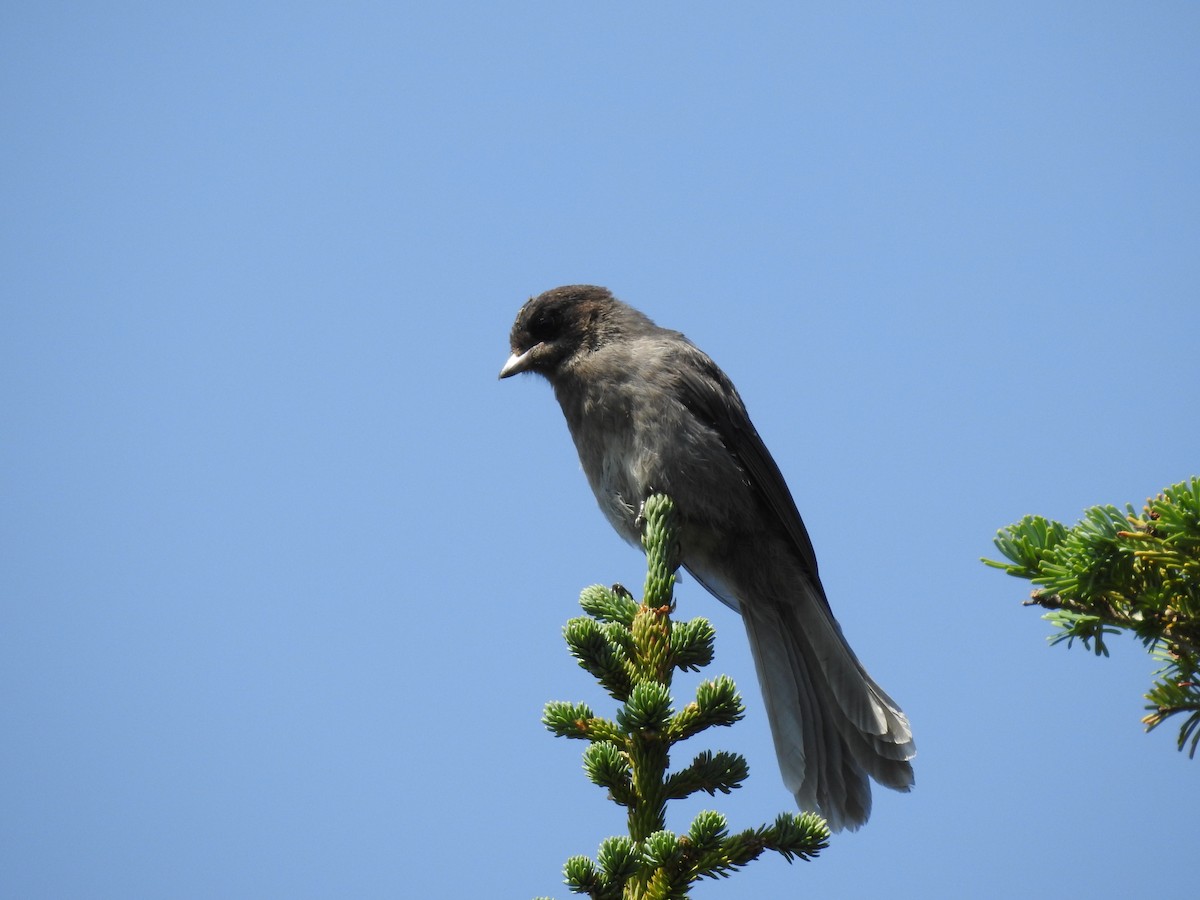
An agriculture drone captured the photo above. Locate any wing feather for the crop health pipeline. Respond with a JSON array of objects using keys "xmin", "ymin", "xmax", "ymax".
[{"xmin": 671, "ymin": 344, "xmax": 828, "ymax": 608}]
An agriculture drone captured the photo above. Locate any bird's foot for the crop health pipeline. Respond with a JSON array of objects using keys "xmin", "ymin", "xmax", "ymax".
[{"xmin": 633, "ymin": 491, "xmax": 657, "ymax": 531}]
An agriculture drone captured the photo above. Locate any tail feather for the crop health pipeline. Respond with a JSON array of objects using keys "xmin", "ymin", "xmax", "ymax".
[{"xmin": 738, "ymin": 575, "xmax": 915, "ymax": 831}]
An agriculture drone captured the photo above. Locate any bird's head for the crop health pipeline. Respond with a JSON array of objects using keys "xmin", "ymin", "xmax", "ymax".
[{"xmin": 499, "ymin": 284, "xmax": 630, "ymax": 381}]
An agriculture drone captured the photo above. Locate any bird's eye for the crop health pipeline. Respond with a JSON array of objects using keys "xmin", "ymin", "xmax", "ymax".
[{"xmin": 527, "ymin": 307, "xmax": 564, "ymax": 343}]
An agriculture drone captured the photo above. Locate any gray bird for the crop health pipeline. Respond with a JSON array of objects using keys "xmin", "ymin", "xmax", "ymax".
[{"xmin": 500, "ymin": 284, "xmax": 914, "ymax": 831}]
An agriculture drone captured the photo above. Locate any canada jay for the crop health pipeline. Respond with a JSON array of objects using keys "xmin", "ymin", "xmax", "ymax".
[{"xmin": 500, "ymin": 284, "xmax": 914, "ymax": 831}]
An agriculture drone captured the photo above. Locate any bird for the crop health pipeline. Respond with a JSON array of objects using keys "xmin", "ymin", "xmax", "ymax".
[{"xmin": 499, "ymin": 284, "xmax": 914, "ymax": 831}]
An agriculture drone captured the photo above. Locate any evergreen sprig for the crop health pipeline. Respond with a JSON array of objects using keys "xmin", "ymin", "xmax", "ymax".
[
  {"xmin": 984, "ymin": 476, "xmax": 1200, "ymax": 756},
  {"xmin": 537, "ymin": 494, "xmax": 829, "ymax": 900}
]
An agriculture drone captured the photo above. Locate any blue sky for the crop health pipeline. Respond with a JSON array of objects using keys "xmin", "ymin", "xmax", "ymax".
[{"xmin": 2, "ymin": 4, "xmax": 1198, "ymax": 898}]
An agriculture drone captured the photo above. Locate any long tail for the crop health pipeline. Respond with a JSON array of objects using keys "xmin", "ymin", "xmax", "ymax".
[{"xmin": 738, "ymin": 575, "xmax": 915, "ymax": 831}]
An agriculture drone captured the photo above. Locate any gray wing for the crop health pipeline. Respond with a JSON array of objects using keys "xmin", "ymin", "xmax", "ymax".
[{"xmin": 671, "ymin": 342, "xmax": 830, "ymax": 607}]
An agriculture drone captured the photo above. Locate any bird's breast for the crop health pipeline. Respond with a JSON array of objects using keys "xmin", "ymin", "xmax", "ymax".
[{"xmin": 555, "ymin": 377, "xmax": 648, "ymax": 544}]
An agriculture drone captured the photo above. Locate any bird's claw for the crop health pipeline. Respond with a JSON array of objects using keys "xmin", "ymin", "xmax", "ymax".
[{"xmin": 633, "ymin": 493, "xmax": 655, "ymax": 531}]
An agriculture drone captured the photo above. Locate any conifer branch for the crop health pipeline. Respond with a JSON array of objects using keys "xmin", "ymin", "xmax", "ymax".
[
  {"xmin": 984, "ymin": 477, "xmax": 1200, "ymax": 756},
  {"xmin": 537, "ymin": 494, "xmax": 829, "ymax": 899}
]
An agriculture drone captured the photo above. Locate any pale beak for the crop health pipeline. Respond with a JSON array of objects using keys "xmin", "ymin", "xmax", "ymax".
[{"xmin": 499, "ymin": 346, "xmax": 537, "ymax": 378}]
